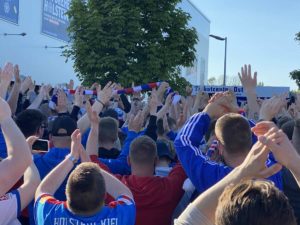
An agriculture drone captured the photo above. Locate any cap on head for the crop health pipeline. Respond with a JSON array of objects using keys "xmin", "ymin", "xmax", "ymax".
[{"xmin": 51, "ymin": 116, "xmax": 77, "ymax": 137}]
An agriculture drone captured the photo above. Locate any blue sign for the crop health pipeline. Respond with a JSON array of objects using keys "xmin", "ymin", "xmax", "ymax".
[
  {"xmin": 41, "ymin": 0, "xmax": 70, "ymax": 42},
  {"xmin": 0, "ymin": 0, "xmax": 19, "ymax": 24}
]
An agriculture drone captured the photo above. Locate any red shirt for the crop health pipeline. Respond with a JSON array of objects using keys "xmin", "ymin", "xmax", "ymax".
[{"xmin": 91, "ymin": 155, "xmax": 187, "ymax": 225}]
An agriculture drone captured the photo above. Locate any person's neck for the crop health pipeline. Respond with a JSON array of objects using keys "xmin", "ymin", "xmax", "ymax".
[
  {"xmin": 99, "ymin": 142, "xmax": 114, "ymax": 150},
  {"xmin": 131, "ymin": 165, "xmax": 154, "ymax": 177},
  {"xmin": 224, "ymin": 154, "xmax": 246, "ymax": 168},
  {"xmin": 53, "ymin": 142, "xmax": 71, "ymax": 149},
  {"xmin": 156, "ymin": 160, "xmax": 170, "ymax": 168}
]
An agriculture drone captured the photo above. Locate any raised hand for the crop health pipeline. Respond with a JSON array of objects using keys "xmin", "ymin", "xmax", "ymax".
[
  {"xmin": 70, "ymin": 129, "xmax": 82, "ymax": 160},
  {"xmin": 251, "ymin": 121, "xmax": 277, "ymax": 137},
  {"xmin": 260, "ymin": 127, "xmax": 298, "ymax": 169},
  {"xmin": 0, "ymin": 96, "xmax": 12, "ymax": 123},
  {"xmin": 149, "ymin": 88, "xmax": 159, "ymax": 115},
  {"xmin": 165, "ymin": 92, "xmax": 174, "ymax": 107},
  {"xmin": 42, "ymin": 84, "xmax": 52, "ymax": 100},
  {"xmin": 0, "ymin": 62, "xmax": 14, "ymax": 98},
  {"xmin": 26, "ymin": 136, "xmax": 39, "ymax": 150},
  {"xmin": 0, "ymin": 62, "xmax": 14, "ymax": 85},
  {"xmin": 128, "ymin": 110, "xmax": 144, "ymax": 132},
  {"xmin": 28, "ymin": 80, "xmax": 35, "ymax": 92},
  {"xmin": 194, "ymin": 91, "xmax": 209, "ymax": 111},
  {"xmin": 223, "ymin": 91, "xmax": 240, "ymax": 113},
  {"xmin": 86, "ymin": 100, "xmax": 100, "ymax": 127},
  {"xmin": 74, "ymin": 86, "xmax": 84, "ymax": 107},
  {"xmin": 13, "ymin": 65, "xmax": 21, "ymax": 84},
  {"xmin": 56, "ymin": 89, "xmax": 68, "ymax": 113},
  {"xmin": 97, "ymin": 81, "xmax": 115, "ymax": 105},
  {"xmin": 157, "ymin": 82, "xmax": 169, "ymax": 102},
  {"xmin": 259, "ymin": 96, "xmax": 286, "ymax": 121},
  {"xmin": 20, "ymin": 76, "xmax": 33, "ymax": 94},
  {"xmin": 238, "ymin": 64, "xmax": 257, "ymax": 92},
  {"xmin": 239, "ymin": 139, "xmax": 282, "ymax": 179}
]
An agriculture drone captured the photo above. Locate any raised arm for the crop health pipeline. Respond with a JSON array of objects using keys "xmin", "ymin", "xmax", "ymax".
[
  {"xmin": 18, "ymin": 136, "xmax": 41, "ymax": 210},
  {"xmin": 86, "ymin": 102, "xmax": 100, "ymax": 157},
  {"xmin": 238, "ymin": 64, "xmax": 260, "ymax": 121},
  {"xmin": 7, "ymin": 65, "xmax": 21, "ymax": 115},
  {"xmin": 174, "ymin": 94, "xmax": 233, "ymax": 193},
  {"xmin": 35, "ymin": 129, "xmax": 82, "ymax": 199},
  {"xmin": 100, "ymin": 167, "xmax": 133, "ymax": 199},
  {"xmin": 0, "ymin": 97, "xmax": 32, "ymax": 196},
  {"xmin": 258, "ymin": 95, "xmax": 285, "ymax": 121},
  {"xmin": 260, "ymin": 126, "xmax": 300, "ymax": 188},
  {"xmin": 0, "ymin": 62, "xmax": 14, "ymax": 99},
  {"xmin": 144, "ymin": 88, "xmax": 159, "ymax": 141},
  {"xmin": 77, "ymin": 82, "xmax": 114, "ymax": 134},
  {"xmin": 27, "ymin": 85, "xmax": 51, "ymax": 110}
]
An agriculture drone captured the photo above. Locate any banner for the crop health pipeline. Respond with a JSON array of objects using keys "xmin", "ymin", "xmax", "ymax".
[
  {"xmin": 192, "ymin": 85, "xmax": 290, "ymax": 98},
  {"xmin": 41, "ymin": 0, "xmax": 70, "ymax": 42},
  {"xmin": 0, "ymin": 0, "xmax": 19, "ymax": 24}
]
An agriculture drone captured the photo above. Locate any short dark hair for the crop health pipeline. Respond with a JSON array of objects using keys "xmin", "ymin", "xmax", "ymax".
[
  {"xmin": 101, "ymin": 108, "xmax": 118, "ymax": 120},
  {"xmin": 215, "ymin": 179, "xmax": 296, "ymax": 225},
  {"xmin": 66, "ymin": 162, "xmax": 106, "ymax": 215},
  {"xmin": 156, "ymin": 116, "xmax": 177, "ymax": 136},
  {"xmin": 130, "ymin": 136, "xmax": 157, "ymax": 166},
  {"xmin": 15, "ymin": 109, "xmax": 46, "ymax": 138},
  {"xmin": 98, "ymin": 117, "xmax": 118, "ymax": 144},
  {"xmin": 215, "ymin": 113, "xmax": 252, "ymax": 154},
  {"xmin": 156, "ymin": 118, "xmax": 165, "ymax": 136}
]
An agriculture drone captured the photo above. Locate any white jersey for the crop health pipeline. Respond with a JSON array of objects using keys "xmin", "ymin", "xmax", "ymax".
[{"xmin": 0, "ymin": 191, "xmax": 21, "ymax": 225}]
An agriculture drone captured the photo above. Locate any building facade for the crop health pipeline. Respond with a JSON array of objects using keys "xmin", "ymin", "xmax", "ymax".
[{"xmin": 0, "ymin": 0, "xmax": 210, "ymax": 86}]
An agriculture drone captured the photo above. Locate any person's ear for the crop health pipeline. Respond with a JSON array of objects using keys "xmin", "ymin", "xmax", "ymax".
[
  {"xmin": 37, "ymin": 127, "xmax": 44, "ymax": 138},
  {"xmin": 154, "ymin": 156, "xmax": 159, "ymax": 167},
  {"xmin": 217, "ymin": 140, "xmax": 224, "ymax": 155},
  {"xmin": 127, "ymin": 156, "xmax": 131, "ymax": 166}
]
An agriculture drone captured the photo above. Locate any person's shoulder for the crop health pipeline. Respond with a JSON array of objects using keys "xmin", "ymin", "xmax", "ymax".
[
  {"xmin": 108, "ymin": 195, "xmax": 135, "ymax": 208},
  {"xmin": 36, "ymin": 193, "xmax": 65, "ymax": 207},
  {"xmin": 0, "ymin": 191, "xmax": 18, "ymax": 203},
  {"xmin": 90, "ymin": 197, "xmax": 135, "ymax": 225}
]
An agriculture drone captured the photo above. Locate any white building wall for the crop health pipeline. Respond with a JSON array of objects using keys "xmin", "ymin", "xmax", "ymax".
[
  {"xmin": 178, "ymin": 0, "xmax": 210, "ymax": 86},
  {"xmin": 0, "ymin": 0, "xmax": 75, "ymax": 85},
  {"xmin": 0, "ymin": 0, "xmax": 210, "ymax": 86}
]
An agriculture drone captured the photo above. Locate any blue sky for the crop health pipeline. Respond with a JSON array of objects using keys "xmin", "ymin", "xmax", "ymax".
[{"xmin": 189, "ymin": 0, "xmax": 300, "ymax": 90}]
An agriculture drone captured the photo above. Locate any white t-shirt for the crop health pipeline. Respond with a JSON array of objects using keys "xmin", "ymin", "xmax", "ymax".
[
  {"xmin": 174, "ymin": 203, "xmax": 214, "ymax": 225},
  {"xmin": 0, "ymin": 191, "xmax": 21, "ymax": 225}
]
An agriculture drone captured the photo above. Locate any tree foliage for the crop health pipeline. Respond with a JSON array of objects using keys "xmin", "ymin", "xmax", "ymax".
[
  {"xmin": 207, "ymin": 75, "xmax": 241, "ymax": 86},
  {"xmin": 290, "ymin": 70, "xmax": 300, "ymax": 89},
  {"xmin": 64, "ymin": 0, "xmax": 198, "ymax": 93},
  {"xmin": 296, "ymin": 32, "xmax": 300, "ymax": 42},
  {"xmin": 290, "ymin": 32, "xmax": 300, "ymax": 89}
]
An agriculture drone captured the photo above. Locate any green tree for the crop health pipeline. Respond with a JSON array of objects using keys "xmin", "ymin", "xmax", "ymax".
[
  {"xmin": 207, "ymin": 77, "xmax": 217, "ymax": 85},
  {"xmin": 290, "ymin": 32, "xmax": 300, "ymax": 89},
  {"xmin": 64, "ymin": 0, "xmax": 198, "ymax": 93},
  {"xmin": 296, "ymin": 32, "xmax": 300, "ymax": 42},
  {"xmin": 257, "ymin": 81, "xmax": 264, "ymax": 86},
  {"xmin": 290, "ymin": 70, "xmax": 300, "ymax": 89}
]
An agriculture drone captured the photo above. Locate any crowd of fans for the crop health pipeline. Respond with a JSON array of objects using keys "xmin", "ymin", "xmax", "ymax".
[{"xmin": 0, "ymin": 62, "xmax": 300, "ymax": 225}]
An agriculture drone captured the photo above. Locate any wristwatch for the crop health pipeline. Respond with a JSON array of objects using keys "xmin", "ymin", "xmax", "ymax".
[{"xmin": 67, "ymin": 154, "xmax": 78, "ymax": 165}]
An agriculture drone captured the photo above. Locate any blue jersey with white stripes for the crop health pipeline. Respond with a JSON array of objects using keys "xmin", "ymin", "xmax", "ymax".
[{"xmin": 174, "ymin": 112, "xmax": 283, "ymax": 194}]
